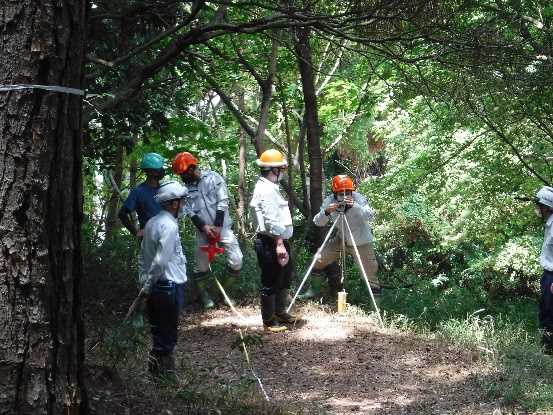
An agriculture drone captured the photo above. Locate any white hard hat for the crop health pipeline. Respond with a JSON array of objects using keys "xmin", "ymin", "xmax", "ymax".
[
  {"xmin": 536, "ymin": 186, "xmax": 553, "ymax": 209},
  {"xmin": 154, "ymin": 181, "xmax": 188, "ymax": 204}
]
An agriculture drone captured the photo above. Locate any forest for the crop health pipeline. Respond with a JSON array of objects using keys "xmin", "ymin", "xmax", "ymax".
[{"xmin": 1, "ymin": 0, "xmax": 553, "ymax": 414}]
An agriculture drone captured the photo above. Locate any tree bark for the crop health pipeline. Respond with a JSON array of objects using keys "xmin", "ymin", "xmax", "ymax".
[
  {"xmin": 236, "ymin": 90, "xmax": 248, "ymax": 238},
  {"xmin": 295, "ymin": 28, "xmax": 323, "ymax": 233},
  {"xmin": 129, "ymin": 154, "xmax": 138, "ymax": 191},
  {"xmin": 0, "ymin": 1, "xmax": 87, "ymax": 414}
]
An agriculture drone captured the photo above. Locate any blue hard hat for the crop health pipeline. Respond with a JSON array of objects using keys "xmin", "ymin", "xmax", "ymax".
[{"xmin": 140, "ymin": 153, "xmax": 165, "ymax": 170}]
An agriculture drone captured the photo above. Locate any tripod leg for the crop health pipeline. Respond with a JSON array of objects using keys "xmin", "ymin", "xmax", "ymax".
[
  {"xmin": 343, "ymin": 215, "xmax": 384, "ymax": 327},
  {"xmin": 287, "ymin": 218, "xmax": 340, "ymax": 313}
]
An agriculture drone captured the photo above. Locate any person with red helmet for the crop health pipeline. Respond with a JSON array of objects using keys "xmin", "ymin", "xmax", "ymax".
[
  {"xmin": 311, "ymin": 175, "xmax": 380, "ymax": 300},
  {"xmin": 172, "ymin": 151, "xmax": 243, "ymax": 309}
]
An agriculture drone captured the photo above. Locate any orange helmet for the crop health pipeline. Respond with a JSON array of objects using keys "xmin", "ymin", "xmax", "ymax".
[
  {"xmin": 256, "ymin": 149, "xmax": 288, "ymax": 168},
  {"xmin": 331, "ymin": 175, "xmax": 355, "ymax": 193},
  {"xmin": 172, "ymin": 152, "xmax": 198, "ymax": 174}
]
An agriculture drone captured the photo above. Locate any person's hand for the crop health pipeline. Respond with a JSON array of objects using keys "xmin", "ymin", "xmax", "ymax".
[
  {"xmin": 325, "ymin": 203, "xmax": 338, "ymax": 214},
  {"xmin": 344, "ymin": 195, "xmax": 354, "ymax": 207},
  {"xmin": 550, "ymin": 282, "xmax": 553, "ymax": 294},
  {"xmin": 213, "ymin": 226, "xmax": 222, "ymax": 239},
  {"xmin": 276, "ymin": 241, "xmax": 289, "ymax": 267},
  {"xmin": 202, "ymin": 225, "xmax": 218, "ymax": 240},
  {"xmin": 136, "ymin": 229, "xmax": 145, "ymax": 238}
]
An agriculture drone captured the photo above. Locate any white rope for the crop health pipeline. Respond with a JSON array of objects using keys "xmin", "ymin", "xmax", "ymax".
[
  {"xmin": 0, "ymin": 84, "xmax": 85, "ymax": 96},
  {"xmin": 286, "ymin": 218, "xmax": 340, "ymax": 313},
  {"xmin": 342, "ymin": 215, "xmax": 384, "ymax": 327},
  {"xmin": 213, "ymin": 277, "xmax": 271, "ymax": 402}
]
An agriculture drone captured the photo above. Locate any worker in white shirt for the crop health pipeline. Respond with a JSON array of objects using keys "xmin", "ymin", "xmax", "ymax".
[
  {"xmin": 172, "ymin": 152, "xmax": 243, "ymax": 309},
  {"xmin": 138, "ymin": 181, "xmax": 188, "ymax": 376},
  {"xmin": 535, "ymin": 186, "xmax": 553, "ymax": 354},
  {"xmin": 312, "ymin": 175, "xmax": 380, "ymax": 298},
  {"xmin": 250, "ymin": 149, "xmax": 297, "ymax": 333}
]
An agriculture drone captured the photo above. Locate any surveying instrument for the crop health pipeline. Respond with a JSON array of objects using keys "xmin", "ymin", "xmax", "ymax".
[{"xmin": 286, "ymin": 194, "xmax": 384, "ymax": 327}]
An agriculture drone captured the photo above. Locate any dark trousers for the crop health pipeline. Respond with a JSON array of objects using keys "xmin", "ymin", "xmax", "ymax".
[
  {"xmin": 255, "ymin": 234, "xmax": 293, "ymax": 295},
  {"xmin": 147, "ymin": 280, "xmax": 185, "ymax": 355}
]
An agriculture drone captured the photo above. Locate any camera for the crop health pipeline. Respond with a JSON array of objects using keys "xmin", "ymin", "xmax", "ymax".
[{"xmin": 336, "ymin": 201, "xmax": 347, "ymax": 212}]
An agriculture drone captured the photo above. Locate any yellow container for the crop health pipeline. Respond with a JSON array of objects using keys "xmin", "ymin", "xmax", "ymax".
[{"xmin": 337, "ymin": 291, "xmax": 347, "ymax": 313}]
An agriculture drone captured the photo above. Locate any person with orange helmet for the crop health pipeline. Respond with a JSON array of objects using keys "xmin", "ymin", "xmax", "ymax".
[
  {"xmin": 249, "ymin": 149, "xmax": 297, "ymax": 333},
  {"xmin": 311, "ymin": 174, "xmax": 380, "ymax": 299},
  {"xmin": 172, "ymin": 151, "xmax": 243, "ymax": 309}
]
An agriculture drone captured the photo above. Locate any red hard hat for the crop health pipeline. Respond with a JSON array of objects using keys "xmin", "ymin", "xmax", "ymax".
[
  {"xmin": 172, "ymin": 152, "xmax": 198, "ymax": 174},
  {"xmin": 331, "ymin": 175, "xmax": 355, "ymax": 193}
]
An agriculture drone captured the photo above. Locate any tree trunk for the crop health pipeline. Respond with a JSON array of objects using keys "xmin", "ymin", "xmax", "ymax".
[
  {"xmin": 0, "ymin": 1, "xmax": 87, "ymax": 414},
  {"xmin": 236, "ymin": 91, "xmax": 248, "ymax": 238},
  {"xmin": 279, "ymin": 79, "xmax": 295, "ymax": 216},
  {"xmin": 129, "ymin": 154, "xmax": 138, "ymax": 191},
  {"xmin": 295, "ymin": 27, "xmax": 323, "ymax": 241},
  {"xmin": 105, "ymin": 142, "xmax": 124, "ymax": 239}
]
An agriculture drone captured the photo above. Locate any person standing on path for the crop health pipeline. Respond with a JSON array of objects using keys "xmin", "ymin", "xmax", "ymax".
[
  {"xmin": 535, "ymin": 186, "xmax": 553, "ymax": 354},
  {"xmin": 250, "ymin": 149, "xmax": 297, "ymax": 333},
  {"xmin": 172, "ymin": 151, "xmax": 243, "ymax": 309},
  {"xmin": 137, "ymin": 181, "xmax": 189, "ymax": 377}
]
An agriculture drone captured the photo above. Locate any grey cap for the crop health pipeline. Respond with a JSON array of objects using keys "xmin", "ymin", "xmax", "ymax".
[{"xmin": 536, "ymin": 186, "xmax": 553, "ymax": 209}]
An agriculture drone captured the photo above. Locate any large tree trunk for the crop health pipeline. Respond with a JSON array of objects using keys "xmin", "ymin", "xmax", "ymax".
[
  {"xmin": 295, "ymin": 27, "xmax": 324, "ymax": 241},
  {"xmin": 0, "ymin": 2, "xmax": 87, "ymax": 414}
]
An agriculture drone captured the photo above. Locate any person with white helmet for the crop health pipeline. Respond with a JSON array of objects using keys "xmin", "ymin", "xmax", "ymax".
[
  {"xmin": 172, "ymin": 152, "xmax": 243, "ymax": 309},
  {"xmin": 119, "ymin": 152, "xmax": 166, "ymax": 238},
  {"xmin": 311, "ymin": 175, "xmax": 380, "ymax": 300},
  {"xmin": 137, "ymin": 181, "xmax": 189, "ymax": 376},
  {"xmin": 535, "ymin": 186, "xmax": 553, "ymax": 354},
  {"xmin": 250, "ymin": 149, "xmax": 297, "ymax": 333}
]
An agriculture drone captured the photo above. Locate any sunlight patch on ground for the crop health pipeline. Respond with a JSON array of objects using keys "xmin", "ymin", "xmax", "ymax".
[{"xmin": 327, "ymin": 396, "xmax": 384, "ymax": 412}]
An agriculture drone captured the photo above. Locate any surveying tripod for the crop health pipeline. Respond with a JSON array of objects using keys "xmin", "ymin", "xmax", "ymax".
[{"xmin": 287, "ymin": 209, "xmax": 384, "ymax": 327}]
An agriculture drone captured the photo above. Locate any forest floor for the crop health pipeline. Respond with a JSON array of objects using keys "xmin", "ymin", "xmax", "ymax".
[
  {"xmin": 176, "ymin": 304, "xmax": 501, "ymax": 415},
  {"xmin": 86, "ymin": 303, "xmax": 516, "ymax": 414}
]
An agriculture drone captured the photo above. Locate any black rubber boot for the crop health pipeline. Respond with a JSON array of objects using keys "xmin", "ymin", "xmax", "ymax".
[
  {"xmin": 261, "ymin": 292, "xmax": 287, "ymax": 333},
  {"xmin": 275, "ymin": 289, "xmax": 298, "ymax": 324}
]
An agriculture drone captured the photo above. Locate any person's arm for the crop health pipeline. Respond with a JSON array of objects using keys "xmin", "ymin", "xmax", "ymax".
[
  {"xmin": 213, "ymin": 174, "xmax": 228, "ymax": 230},
  {"xmin": 313, "ymin": 198, "xmax": 334, "ymax": 227},
  {"xmin": 119, "ymin": 189, "xmax": 139, "ymax": 236},
  {"xmin": 352, "ymin": 194, "xmax": 375, "ymax": 222},
  {"xmin": 142, "ymin": 223, "xmax": 177, "ymax": 294},
  {"xmin": 118, "ymin": 206, "xmax": 138, "ymax": 236}
]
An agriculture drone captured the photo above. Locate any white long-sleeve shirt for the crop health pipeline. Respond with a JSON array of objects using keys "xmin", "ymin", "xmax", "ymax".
[
  {"xmin": 541, "ymin": 214, "xmax": 553, "ymax": 271},
  {"xmin": 249, "ymin": 177, "xmax": 293, "ymax": 240},
  {"xmin": 184, "ymin": 170, "xmax": 232, "ymax": 230},
  {"xmin": 313, "ymin": 192, "xmax": 375, "ymax": 246},
  {"xmin": 138, "ymin": 210, "xmax": 187, "ymax": 293}
]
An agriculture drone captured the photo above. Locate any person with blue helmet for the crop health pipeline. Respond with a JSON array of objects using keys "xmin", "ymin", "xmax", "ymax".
[{"xmin": 119, "ymin": 153, "xmax": 166, "ymax": 238}]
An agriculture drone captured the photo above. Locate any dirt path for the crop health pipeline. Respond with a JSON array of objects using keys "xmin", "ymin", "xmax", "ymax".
[{"xmin": 178, "ymin": 305, "xmax": 499, "ymax": 414}]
